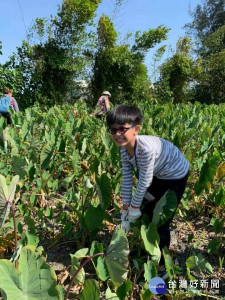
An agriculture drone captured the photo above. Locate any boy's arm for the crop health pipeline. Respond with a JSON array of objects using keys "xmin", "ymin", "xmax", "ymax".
[
  {"xmin": 121, "ymin": 159, "xmax": 133, "ymax": 206},
  {"xmin": 130, "ymin": 151, "xmax": 156, "ymax": 208},
  {"xmin": 120, "ymin": 159, "xmax": 133, "ymax": 232},
  {"xmin": 122, "ymin": 151, "xmax": 156, "ymax": 233},
  {"xmin": 122, "ymin": 156, "xmax": 154, "ymax": 233}
]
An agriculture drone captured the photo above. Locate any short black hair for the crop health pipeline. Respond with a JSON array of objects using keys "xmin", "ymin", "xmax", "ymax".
[{"xmin": 106, "ymin": 105, "xmax": 144, "ymax": 127}]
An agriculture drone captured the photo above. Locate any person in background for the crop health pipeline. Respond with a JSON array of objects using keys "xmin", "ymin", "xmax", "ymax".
[
  {"xmin": 90, "ymin": 91, "xmax": 111, "ymax": 118},
  {"xmin": 106, "ymin": 104, "xmax": 189, "ymax": 280},
  {"xmin": 8, "ymin": 89, "xmax": 19, "ymax": 112},
  {"xmin": 0, "ymin": 87, "xmax": 19, "ymax": 125}
]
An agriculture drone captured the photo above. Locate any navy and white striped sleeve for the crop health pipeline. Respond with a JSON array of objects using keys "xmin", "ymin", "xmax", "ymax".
[
  {"xmin": 121, "ymin": 158, "xmax": 133, "ymax": 205},
  {"xmin": 131, "ymin": 151, "xmax": 156, "ymax": 207}
]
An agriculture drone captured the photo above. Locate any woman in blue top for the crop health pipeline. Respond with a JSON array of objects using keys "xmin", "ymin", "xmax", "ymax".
[{"xmin": 0, "ymin": 87, "xmax": 19, "ymax": 124}]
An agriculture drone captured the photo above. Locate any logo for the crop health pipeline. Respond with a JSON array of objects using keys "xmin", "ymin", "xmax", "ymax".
[{"xmin": 148, "ymin": 277, "xmax": 167, "ymax": 295}]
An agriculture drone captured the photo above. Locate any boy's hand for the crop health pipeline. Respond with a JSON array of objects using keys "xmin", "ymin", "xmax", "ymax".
[
  {"xmin": 121, "ymin": 206, "xmax": 142, "ymax": 233},
  {"xmin": 121, "ymin": 209, "xmax": 128, "ymax": 222},
  {"xmin": 121, "ymin": 220, "xmax": 130, "ymax": 233},
  {"xmin": 127, "ymin": 206, "xmax": 142, "ymax": 224}
]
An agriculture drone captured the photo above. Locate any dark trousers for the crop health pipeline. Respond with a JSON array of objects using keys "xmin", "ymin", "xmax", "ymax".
[
  {"xmin": 0, "ymin": 112, "xmax": 12, "ymax": 125},
  {"xmin": 141, "ymin": 172, "xmax": 189, "ymax": 265}
]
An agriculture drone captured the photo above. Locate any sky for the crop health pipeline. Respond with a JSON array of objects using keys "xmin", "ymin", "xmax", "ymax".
[{"xmin": 0, "ymin": 0, "xmax": 202, "ymax": 79}]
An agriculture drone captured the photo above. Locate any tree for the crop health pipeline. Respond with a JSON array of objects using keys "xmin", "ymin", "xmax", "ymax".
[
  {"xmin": 183, "ymin": 0, "xmax": 225, "ymax": 103},
  {"xmin": 2, "ymin": 0, "xmax": 101, "ymax": 109},
  {"xmin": 192, "ymin": 26, "xmax": 225, "ymax": 104},
  {"xmin": 185, "ymin": 0, "xmax": 225, "ymax": 55},
  {"xmin": 91, "ymin": 15, "xmax": 169, "ymax": 104},
  {"xmin": 157, "ymin": 37, "xmax": 195, "ymax": 103}
]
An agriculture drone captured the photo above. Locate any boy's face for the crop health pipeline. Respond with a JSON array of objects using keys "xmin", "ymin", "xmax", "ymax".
[{"xmin": 109, "ymin": 123, "xmax": 140, "ymax": 148}]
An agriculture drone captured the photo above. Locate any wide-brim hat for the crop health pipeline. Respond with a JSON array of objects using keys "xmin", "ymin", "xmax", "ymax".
[{"xmin": 102, "ymin": 91, "xmax": 111, "ymax": 97}]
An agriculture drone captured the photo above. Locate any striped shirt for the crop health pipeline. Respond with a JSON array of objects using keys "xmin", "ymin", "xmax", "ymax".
[{"xmin": 120, "ymin": 135, "xmax": 190, "ymax": 207}]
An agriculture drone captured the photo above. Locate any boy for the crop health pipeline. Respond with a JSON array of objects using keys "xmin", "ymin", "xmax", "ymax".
[{"xmin": 106, "ymin": 105, "xmax": 189, "ymax": 279}]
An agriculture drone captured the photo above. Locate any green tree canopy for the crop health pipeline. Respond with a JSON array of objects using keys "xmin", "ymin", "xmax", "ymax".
[
  {"xmin": 185, "ymin": 0, "xmax": 225, "ymax": 54},
  {"xmin": 1, "ymin": 0, "xmax": 101, "ymax": 109},
  {"xmin": 184, "ymin": 0, "xmax": 225, "ymax": 104},
  {"xmin": 91, "ymin": 15, "xmax": 169, "ymax": 104},
  {"xmin": 157, "ymin": 37, "xmax": 194, "ymax": 103}
]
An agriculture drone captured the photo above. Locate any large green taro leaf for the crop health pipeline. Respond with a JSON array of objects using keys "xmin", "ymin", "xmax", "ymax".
[
  {"xmin": 105, "ymin": 227, "xmax": 129, "ymax": 286},
  {"xmin": 96, "ymin": 173, "xmax": 112, "ymax": 210},
  {"xmin": 84, "ymin": 205, "xmax": 104, "ymax": 229},
  {"xmin": 141, "ymin": 223, "xmax": 161, "ymax": 265},
  {"xmin": 0, "ymin": 175, "xmax": 19, "ymax": 228},
  {"xmin": 0, "ymin": 245, "xmax": 61, "ymax": 300},
  {"xmin": 144, "ymin": 260, "xmax": 157, "ymax": 282},
  {"xmin": 12, "ymin": 156, "xmax": 27, "ymax": 178},
  {"xmin": 40, "ymin": 142, "xmax": 54, "ymax": 170},
  {"xmin": 194, "ymin": 153, "xmax": 220, "ymax": 196},
  {"xmin": 79, "ymin": 279, "xmax": 100, "ymax": 300},
  {"xmin": 152, "ymin": 191, "xmax": 177, "ymax": 227}
]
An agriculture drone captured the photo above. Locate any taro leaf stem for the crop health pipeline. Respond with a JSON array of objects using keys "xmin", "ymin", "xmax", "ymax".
[
  {"xmin": 10, "ymin": 202, "xmax": 18, "ymax": 269},
  {"xmin": 64, "ymin": 253, "xmax": 104, "ymax": 300}
]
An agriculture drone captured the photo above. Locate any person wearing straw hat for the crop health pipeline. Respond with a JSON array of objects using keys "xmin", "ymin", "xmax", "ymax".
[{"xmin": 90, "ymin": 91, "xmax": 111, "ymax": 118}]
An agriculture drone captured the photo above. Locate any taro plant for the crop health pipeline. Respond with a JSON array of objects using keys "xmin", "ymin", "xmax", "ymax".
[
  {"xmin": 0, "ymin": 219, "xmax": 130, "ymax": 300},
  {"xmin": 0, "ymin": 245, "xmax": 64, "ymax": 300},
  {"xmin": 0, "ymin": 175, "xmax": 63, "ymax": 299},
  {"xmin": 65, "ymin": 226, "xmax": 129, "ymax": 299},
  {"xmin": 0, "ymin": 175, "xmax": 20, "ymax": 259},
  {"xmin": 0, "ymin": 101, "xmax": 224, "ymax": 298}
]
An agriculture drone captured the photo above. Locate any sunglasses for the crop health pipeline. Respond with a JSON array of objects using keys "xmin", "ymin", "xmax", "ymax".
[{"xmin": 109, "ymin": 125, "xmax": 135, "ymax": 135}]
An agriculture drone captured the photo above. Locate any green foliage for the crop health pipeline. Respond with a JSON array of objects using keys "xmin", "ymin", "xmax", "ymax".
[
  {"xmin": 207, "ymin": 238, "xmax": 222, "ymax": 254},
  {"xmin": 0, "ymin": 175, "xmax": 19, "ymax": 228},
  {"xmin": 84, "ymin": 205, "xmax": 104, "ymax": 229},
  {"xmin": 116, "ymin": 280, "xmax": 132, "ymax": 300},
  {"xmin": 186, "ymin": 253, "xmax": 213, "ymax": 279},
  {"xmin": 105, "ymin": 287, "xmax": 119, "ymax": 299},
  {"xmin": 12, "ymin": 156, "xmax": 27, "ymax": 178},
  {"xmin": 159, "ymin": 52, "xmax": 193, "ymax": 103},
  {"xmin": 105, "ymin": 227, "xmax": 129, "ymax": 286},
  {"xmin": 1, "ymin": 0, "xmax": 101, "ymax": 108},
  {"xmin": 141, "ymin": 223, "xmax": 161, "ymax": 265},
  {"xmin": 194, "ymin": 152, "xmax": 221, "ymax": 195},
  {"xmin": 163, "ymin": 247, "xmax": 182, "ymax": 280},
  {"xmin": 184, "ymin": 0, "xmax": 225, "ymax": 104},
  {"xmin": 40, "ymin": 142, "xmax": 55, "ymax": 170},
  {"xmin": 185, "ymin": 0, "xmax": 225, "ymax": 51},
  {"xmin": 0, "ymin": 245, "xmax": 61, "ymax": 300},
  {"xmin": 143, "ymin": 261, "xmax": 157, "ymax": 282},
  {"xmin": 96, "ymin": 173, "xmax": 112, "ymax": 210},
  {"xmin": 0, "ymin": 100, "xmax": 223, "ymax": 298},
  {"xmin": 92, "ymin": 17, "xmax": 169, "ymax": 103},
  {"xmin": 0, "ymin": 0, "xmax": 224, "ymax": 106},
  {"xmin": 176, "ymin": 36, "xmax": 193, "ymax": 57},
  {"xmin": 97, "ymin": 14, "xmax": 118, "ymax": 48},
  {"xmin": 79, "ymin": 279, "xmax": 100, "ymax": 300},
  {"xmin": 133, "ymin": 25, "xmax": 170, "ymax": 53},
  {"xmin": 152, "ymin": 191, "xmax": 177, "ymax": 227},
  {"xmin": 193, "ymin": 48, "xmax": 225, "ymax": 104},
  {"xmin": 204, "ymin": 25, "xmax": 225, "ymax": 54},
  {"xmin": 70, "ymin": 254, "xmax": 86, "ymax": 285}
]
